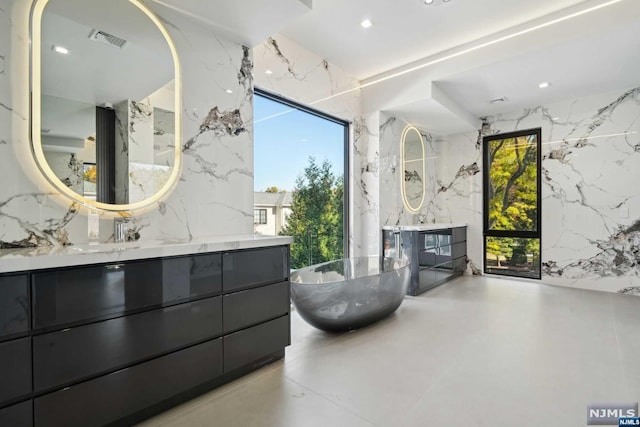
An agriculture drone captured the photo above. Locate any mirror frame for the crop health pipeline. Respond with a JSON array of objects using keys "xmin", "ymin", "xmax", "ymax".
[
  {"xmin": 400, "ymin": 125, "xmax": 426, "ymax": 213},
  {"xmin": 30, "ymin": 0, "xmax": 182, "ymax": 212}
]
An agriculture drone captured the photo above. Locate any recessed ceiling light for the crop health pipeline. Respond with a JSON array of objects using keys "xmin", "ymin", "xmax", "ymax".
[
  {"xmin": 424, "ymin": 0, "xmax": 434, "ymax": 4},
  {"xmin": 265, "ymin": 69, "xmax": 273, "ymax": 75},
  {"xmin": 360, "ymin": 19, "xmax": 373, "ymax": 29},
  {"xmin": 226, "ymin": 89, "xmax": 233, "ymax": 94},
  {"xmin": 538, "ymin": 81, "xmax": 551, "ymax": 89},
  {"xmin": 53, "ymin": 45, "xmax": 69, "ymax": 54}
]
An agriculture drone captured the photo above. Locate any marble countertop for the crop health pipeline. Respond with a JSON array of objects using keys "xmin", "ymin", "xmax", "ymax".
[
  {"xmin": 382, "ymin": 223, "xmax": 466, "ymax": 231},
  {"xmin": 0, "ymin": 235, "xmax": 293, "ymax": 274}
]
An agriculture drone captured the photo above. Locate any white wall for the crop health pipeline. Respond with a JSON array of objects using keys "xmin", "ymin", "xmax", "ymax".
[
  {"xmin": 0, "ymin": 0, "xmax": 253, "ymax": 246},
  {"xmin": 253, "ymin": 34, "xmax": 379, "ymax": 258},
  {"xmin": 379, "ymin": 86, "xmax": 640, "ymax": 294}
]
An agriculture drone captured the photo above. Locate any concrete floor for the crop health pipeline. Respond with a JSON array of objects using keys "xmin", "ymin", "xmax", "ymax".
[{"xmin": 139, "ymin": 275, "xmax": 640, "ymax": 427}]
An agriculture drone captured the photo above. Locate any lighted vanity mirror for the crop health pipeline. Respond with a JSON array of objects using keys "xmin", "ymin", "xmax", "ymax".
[
  {"xmin": 30, "ymin": 0, "xmax": 181, "ymax": 211},
  {"xmin": 400, "ymin": 125, "xmax": 426, "ymax": 213}
]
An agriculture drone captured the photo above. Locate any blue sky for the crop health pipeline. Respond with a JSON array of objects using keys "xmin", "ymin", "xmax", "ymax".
[{"xmin": 254, "ymin": 94, "xmax": 345, "ymax": 192}]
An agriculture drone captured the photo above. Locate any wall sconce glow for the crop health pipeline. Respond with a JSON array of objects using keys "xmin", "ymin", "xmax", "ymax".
[
  {"xmin": 265, "ymin": 69, "xmax": 273, "ymax": 75},
  {"xmin": 31, "ymin": 0, "xmax": 183, "ymax": 212},
  {"xmin": 360, "ymin": 19, "xmax": 373, "ymax": 28},
  {"xmin": 538, "ymin": 81, "xmax": 551, "ymax": 89},
  {"xmin": 400, "ymin": 125, "xmax": 426, "ymax": 214},
  {"xmin": 226, "ymin": 89, "xmax": 233, "ymax": 94},
  {"xmin": 52, "ymin": 45, "xmax": 69, "ymax": 54}
]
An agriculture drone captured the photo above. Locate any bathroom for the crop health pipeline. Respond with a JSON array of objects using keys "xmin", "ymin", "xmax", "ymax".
[{"xmin": 1, "ymin": 0, "xmax": 640, "ymax": 425}]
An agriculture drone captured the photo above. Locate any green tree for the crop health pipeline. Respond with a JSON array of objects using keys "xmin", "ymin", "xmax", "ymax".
[
  {"xmin": 265, "ymin": 186, "xmax": 280, "ymax": 193},
  {"xmin": 487, "ymin": 134, "xmax": 540, "ymax": 266},
  {"xmin": 280, "ymin": 157, "xmax": 344, "ymax": 269}
]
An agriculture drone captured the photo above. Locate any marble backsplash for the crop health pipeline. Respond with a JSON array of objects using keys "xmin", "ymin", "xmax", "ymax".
[{"xmin": 0, "ymin": 0, "xmax": 254, "ymax": 248}]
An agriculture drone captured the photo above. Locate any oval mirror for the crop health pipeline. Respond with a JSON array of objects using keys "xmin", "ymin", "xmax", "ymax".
[
  {"xmin": 30, "ymin": 0, "xmax": 181, "ymax": 211},
  {"xmin": 400, "ymin": 125, "xmax": 426, "ymax": 213}
]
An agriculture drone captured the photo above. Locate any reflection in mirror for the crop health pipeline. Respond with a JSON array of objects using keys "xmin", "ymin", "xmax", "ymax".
[
  {"xmin": 401, "ymin": 125, "xmax": 426, "ymax": 213},
  {"xmin": 31, "ymin": 0, "xmax": 181, "ymax": 210}
]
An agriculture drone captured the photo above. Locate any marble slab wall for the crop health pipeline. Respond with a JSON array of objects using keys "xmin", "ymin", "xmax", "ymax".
[
  {"xmin": 0, "ymin": 0, "xmax": 254, "ymax": 247},
  {"xmin": 404, "ymin": 87, "xmax": 640, "ymax": 293},
  {"xmin": 379, "ymin": 113, "xmax": 441, "ymax": 231},
  {"xmin": 253, "ymin": 35, "xmax": 379, "ymax": 257}
]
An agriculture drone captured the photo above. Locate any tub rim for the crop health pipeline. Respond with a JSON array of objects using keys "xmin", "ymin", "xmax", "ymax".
[{"xmin": 290, "ymin": 256, "xmax": 410, "ymax": 286}]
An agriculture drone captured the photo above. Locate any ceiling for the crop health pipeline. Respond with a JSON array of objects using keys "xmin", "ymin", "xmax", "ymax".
[
  {"xmin": 282, "ymin": 0, "xmax": 640, "ymax": 134},
  {"xmin": 42, "ymin": 0, "xmax": 173, "ymax": 106},
  {"xmin": 118, "ymin": 0, "xmax": 640, "ymax": 136}
]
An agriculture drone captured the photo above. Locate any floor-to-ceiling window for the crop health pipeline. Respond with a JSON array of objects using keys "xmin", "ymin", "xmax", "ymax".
[
  {"xmin": 483, "ymin": 128, "xmax": 541, "ymax": 279},
  {"xmin": 254, "ymin": 89, "xmax": 349, "ymax": 269}
]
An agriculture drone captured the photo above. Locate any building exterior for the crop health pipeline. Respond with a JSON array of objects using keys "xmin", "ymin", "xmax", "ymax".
[{"xmin": 254, "ymin": 191, "xmax": 293, "ymax": 236}]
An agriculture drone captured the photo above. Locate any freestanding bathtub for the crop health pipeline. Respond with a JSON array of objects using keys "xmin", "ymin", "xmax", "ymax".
[{"xmin": 290, "ymin": 256, "xmax": 411, "ymax": 332}]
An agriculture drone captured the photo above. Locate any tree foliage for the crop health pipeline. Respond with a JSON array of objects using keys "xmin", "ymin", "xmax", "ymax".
[
  {"xmin": 280, "ymin": 157, "xmax": 344, "ymax": 269},
  {"xmin": 486, "ymin": 135, "xmax": 539, "ymax": 266},
  {"xmin": 265, "ymin": 186, "xmax": 280, "ymax": 193}
]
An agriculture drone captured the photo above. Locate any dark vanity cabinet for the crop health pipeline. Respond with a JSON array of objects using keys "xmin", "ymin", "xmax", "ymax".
[
  {"xmin": 0, "ymin": 245, "xmax": 290, "ymax": 427},
  {"xmin": 383, "ymin": 226, "xmax": 467, "ymax": 296}
]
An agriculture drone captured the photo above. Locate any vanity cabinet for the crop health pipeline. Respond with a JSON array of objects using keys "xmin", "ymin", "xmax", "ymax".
[
  {"xmin": 383, "ymin": 225, "xmax": 467, "ymax": 296},
  {"xmin": 0, "ymin": 244, "xmax": 290, "ymax": 426}
]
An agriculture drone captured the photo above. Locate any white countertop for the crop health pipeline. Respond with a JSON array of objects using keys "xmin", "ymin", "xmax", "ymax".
[
  {"xmin": 0, "ymin": 235, "xmax": 293, "ymax": 274},
  {"xmin": 382, "ymin": 223, "xmax": 466, "ymax": 231}
]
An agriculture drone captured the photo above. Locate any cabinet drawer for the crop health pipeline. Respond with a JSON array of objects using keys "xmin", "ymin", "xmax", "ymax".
[
  {"xmin": 0, "ymin": 338, "xmax": 32, "ymax": 404},
  {"xmin": 32, "ymin": 254, "xmax": 222, "ymax": 330},
  {"xmin": 224, "ymin": 315, "xmax": 290, "ymax": 373},
  {"xmin": 0, "ymin": 274, "xmax": 29, "ymax": 340},
  {"xmin": 450, "ymin": 241, "xmax": 466, "ymax": 260},
  {"xmin": 0, "ymin": 400, "xmax": 32, "ymax": 427},
  {"xmin": 34, "ymin": 338, "xmax": 223, "ymax": 427},
  {"xmin": 223, "ymin": 246, "xmax": 288, "ymax": 292},
  {"xmin": 223, "ymin": 282, "xmax": 289, "ymax": 333},
  {"xmin": 452, "ymin": 227, "xmax": 466, "ymax": 243},
  {"xmin": 33, "ymin": 296, "xmax": 222, "ymax": 392}
]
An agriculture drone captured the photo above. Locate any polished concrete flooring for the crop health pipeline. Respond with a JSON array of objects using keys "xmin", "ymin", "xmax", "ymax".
[{"xmin": 139, "ymin": 275, "xmax": 640, "ymax": 427}]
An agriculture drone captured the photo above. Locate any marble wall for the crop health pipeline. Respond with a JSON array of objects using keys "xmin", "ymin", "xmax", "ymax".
[
  {"xmin": 253, "ymin": 34, "xmax": 379, "ymax": 257},
  {"xmin": 0, "ymin": 0, "xmax": 254, "ymax": 247},
  {"xmin": 389, "ymin": 86, "xmax": 640, "ymax": 293}
]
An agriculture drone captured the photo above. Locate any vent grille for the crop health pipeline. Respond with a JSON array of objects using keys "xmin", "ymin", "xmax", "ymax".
[
  {"xmin": 490, "ymin": 96, "xmax": 508, "ymax": 104},
  {"xmin": 89, "ymin": 30, "xmax": 127, "ymax": 49}
]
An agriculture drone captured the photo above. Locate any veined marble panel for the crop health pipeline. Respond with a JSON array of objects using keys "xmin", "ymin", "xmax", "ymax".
[
  {"xmin": 0, "ymin": 234, "xmax": 292, "ymax": 273},
  {"xmin": 253, "ymin": 34, "xmax": 377, "ymax": 257},
  {"xmin": 430, "ymin": 87, "xmax": 640, "ymax": 291},
  {"xmin": 0, "ymin": 0, "xmax": 254, "ymax": 247}
]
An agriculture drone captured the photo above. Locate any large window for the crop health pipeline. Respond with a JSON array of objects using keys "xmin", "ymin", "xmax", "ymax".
[
  {"xmin": 483, "ymin": 128, "xmax": 541, "ymax": 279},
  {"xmin": 254, "ymin": 89, "xmax": 349, "ymax": 269}
]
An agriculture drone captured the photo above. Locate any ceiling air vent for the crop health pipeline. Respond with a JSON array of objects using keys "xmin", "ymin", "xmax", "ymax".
[
  {"xmin": 490, "ymin": 96, "xmax": 508, "ymax": 104},
  {"xmin": 88, "ymin": 30, "xmax": 127, "ymax": 49}
]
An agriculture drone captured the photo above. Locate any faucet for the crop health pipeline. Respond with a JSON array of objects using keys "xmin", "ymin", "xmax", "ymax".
[{"xmin": 114, "ymin": 217, "xmax": 130, "ymax": 243}]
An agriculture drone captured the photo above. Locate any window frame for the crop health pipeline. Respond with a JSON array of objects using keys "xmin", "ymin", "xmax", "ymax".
[
  {"xmin": 482, "ymin": 127, "xmax": 542, "ymax": 279},
  {"xmin": 253, "ymin": 87, "xmax": 350, "ymax": 259},
  {"xmin": 254, "ymin": 208, "xmax": 267, "ymax": 225}
]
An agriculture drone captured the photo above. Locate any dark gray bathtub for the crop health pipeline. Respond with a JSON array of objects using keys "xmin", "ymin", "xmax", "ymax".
[{"xmin": 290, "ymin": 257, "xmax": 410, "ymax": 332}]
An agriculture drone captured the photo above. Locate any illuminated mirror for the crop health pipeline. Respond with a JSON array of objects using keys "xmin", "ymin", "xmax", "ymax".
[
  {"xmin": 401, "ymin": 125, "xmax": 426, "ymax": 213},
  {"xmin": 31, "ymin": 0, "xmax": 181, "ymax": 211}
]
